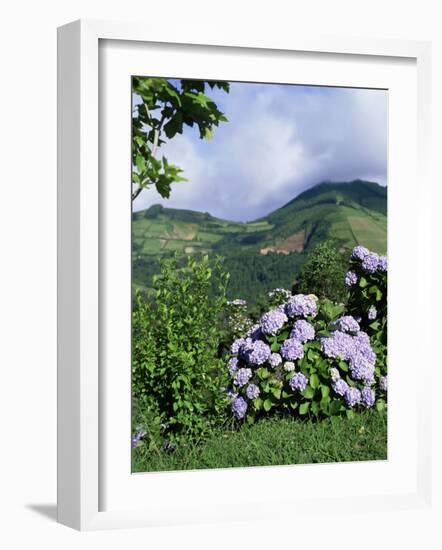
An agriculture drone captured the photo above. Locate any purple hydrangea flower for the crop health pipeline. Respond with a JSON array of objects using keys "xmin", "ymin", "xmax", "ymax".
[
  {"xmin": 378, "ymin": 255, "xmax": 388, "ymax": 271},
  {"xmin": 259, "ymin": 309, "xmax": 288, "ymax": 335},
  {"xmin": 321, "ymin": 329, "xmax": 376, "ymax": 384},
  {"xmin": 320, "ymin": 331, "xmax": 355, "ymax": 361},
  {"xmin": 368, "ymin": 306, "xmax": 377, "ymax": 320},
  {"xmin": 289, "ymin": 372, "xmax": 308, "ymax": 391},
  {"xmin": 246, "ymin": 383, "xmax": 260, "ymax": 400},
  {"xmin": 232, "ymin": 396, "xmax": 248, "ymax": 419},
  {"xmin": 352, "ymin": 245, "xmax": 370, "ymax": 261},
  {"xmin": 379, "ymin": 375, "xmax": 388, "ymax": 392},
  {"xmin": 345, "ymin": 270, "xmax": 358, "ymax": 286},
  {"xmin": 246, "ymin": 324, "xmax": 261, "ymax": 340},
  {"xmin": 290, "ymin": 319, "xmax": 315, "ymax": 343},
  {"xmin": 333, "ymin": 378, "xmax": 349, "ymax": 396},
  {"xmin": 280, "ymin": 338, "xmax": 305, "ymax": 361},
  {"xmin": 227, "ymin": 357, "xmax": 239, "ymax": 374},
  {"xmin": 344, "ymin": 386, "xmax": 362, "ymax": 407},
  {"xmin": 349, "ymin": 353, "xmax": 375, "ymax": 384},
  {"xmin": 230, "ymin": 337, "xmax": 245, "ymax": 355},
  {"xmin": 354, "ymin": 332, "xmax": 376, "ymax": 365},
  {"xmin": 243, "ymin": 339, "xmax": 271, "ymax": 366},
  {"xmin": 285, "ymin": 294, "xmax": 318, "ymax": 318},
  {"xmin": 234, "ymin": 367, "xmax": 253, "ymax": 387},
  {"xmin": 335, "ymin": 315, "xmax": 360, "ymax": 334},
  {"xmin": 269, "ymin": 352, "xmax": 282, "ymax": 368},
  {"xmin": 362, "ymin": 252, "xmax": 380, "ymax": 273},
  {"xmin": 354, "ymin": 331, "xmax": 370, "ymax": 346},
  {"xmin": 361, "ymin": 386, "xmax": 375, "ymax": 408}
]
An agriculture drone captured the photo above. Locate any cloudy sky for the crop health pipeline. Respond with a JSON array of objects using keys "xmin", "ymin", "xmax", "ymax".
[{"xmin": 133, "ymin": 81, "xmax": 388, "ymax": 222}]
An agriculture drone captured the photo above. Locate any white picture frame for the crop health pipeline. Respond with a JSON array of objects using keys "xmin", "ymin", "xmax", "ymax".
[{"xmin": 57, "ymin": 19, "xmax": 432, "ymax": 531}]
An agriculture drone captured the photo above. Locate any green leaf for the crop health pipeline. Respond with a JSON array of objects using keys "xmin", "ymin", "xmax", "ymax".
[
  {"xmin": 301, "ymin": 385, "xmax": 315, "ymax": 399},
  {"xmin": 254, "ymin": 398, "xmax": 263, "ymax": 411},
  {"xmin": 271, "ymin": 387, "xmax": 282, "ymax": 400},
  {"xmin": 338, "ymin": 361, "xmax": 349, "ymax": 372},
  {"xmin": 299, "ymin": 402, "xmax": 310, "ymax": 415},
  {"xmin": 277, "ymin": 330, "xmax": 289, "ymax": 342},
  {"xmin": 263, "ymin": 399, "xmax": 273, "ymax": 412},
  {"xmin": 256, "ymin": 367, "xmax": 270, "ymax": 380},
  {"xmin": 310, "ymin": 374, "xmax": 319, "ymax": 389},
  {"xmin": 203, "ymin": 127, "xmax": 214, "ymax": 139},
  {"xmin": 329, "ymin": 399, "xmax": 341, "ymax": 415},
  {"xmin": 320, "ymin": 385, "xmax": 330, "ymax": 398},
  {"xmin": 311, "ymin": 401, "xmax": 320, "ymax": 415},
  {"xmin": 359, "ymin": 277, "xmax": 368, "ymax": 288},
  {"xmin": 376, "ymin": 400, "xmax": 385, "ymax": 412},
  {"xmin": 320, "ymin": 396, "xmax": 330, "ymax": 413},
  {"xmin": 135, "ymin": 154, "xmax": 146, "ymax": 173}
]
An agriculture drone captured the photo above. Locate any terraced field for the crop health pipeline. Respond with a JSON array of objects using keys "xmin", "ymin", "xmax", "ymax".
[
  {"xmin": 132, "ymin": 208, "xmax": 275, "ymax": 259},
  {"xmin": 132, "ymin": 180, "xmax": 387, "ymax": 302}
]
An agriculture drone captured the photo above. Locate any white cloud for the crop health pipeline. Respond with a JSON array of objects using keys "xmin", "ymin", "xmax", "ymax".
[{"xmin": 134, "ymin": 83, "xmax": 388, "ymax": 221}]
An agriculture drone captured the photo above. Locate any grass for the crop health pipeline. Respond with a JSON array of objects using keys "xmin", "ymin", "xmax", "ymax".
[{"xmin": 132, "ymin": 410, "xmax": 387, "ymax": 473}]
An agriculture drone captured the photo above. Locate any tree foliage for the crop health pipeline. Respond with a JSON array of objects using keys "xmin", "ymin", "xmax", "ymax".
[
  {"xmin": 132, "ymin": 254, "xmax": 230, "ymax": 443},
  {"xmin": 132, "ymin": 78, "xmax": 229, "ymax": 201},
  {"xmin": 295, "ymin": 241, "xmax": 347, "ymax": 302}
]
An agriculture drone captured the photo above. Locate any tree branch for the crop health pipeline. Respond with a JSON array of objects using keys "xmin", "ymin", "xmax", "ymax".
[
  {"xmin": 132, "ymin": 186, "xmax": 144, "ymax": 201},
  {"xmin": 131, "ymin": 109, "xmax": 171, "ymax": 203}
]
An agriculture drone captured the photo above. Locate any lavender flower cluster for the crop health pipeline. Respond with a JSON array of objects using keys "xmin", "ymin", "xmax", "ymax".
[
  {"xmin": 231, "ymin": 396, "xmax": 248, "ymax": 419},
  {"xmin": 226, "ymin": 293, "xmax": 318, "ymax": 420},
  {"xmin": 351, "ymin": 245, "xmax": 387, "ymax": 274},
  {"xmin": 331, "ymin": 376, "xmax": 375, "ymax": 408},
  {"xmin": 368, "ymin": 306, "xmax": 377, "ymax": 320},
  {"xmin": 260, "ymin": 309, "xmax": 288, "ymax": 335},
  {"xmin": 234, "ymin": 367, "xmax": 253, "ymax": 387},
  {"xmin": 285, "ymin": 294, "xmax": 318, "ymax": 318},
  {"xmin": 320, "ymin": 328, "xmax": 376, "ymax": 385},
  {"xmin": 290, "ymin": 320, "xmax": 315, "ymax": 343},
  {"xmin": 345, "ymin": 270, "xmax": 358, "ymax": 287},
  {"xmin": 225, "ymin": 274, "xmax": 386, "ymax": 420},
  {"xmin": 289, "ymin": 372, "xmax": 308, "ymax": 392},
  {"xmin": 280, "ymin": 338, "xmax": 305, "ymax": 361},
  {"xmin": 334, "ymin": 315, "xmax": 360, "ymax": 334}
]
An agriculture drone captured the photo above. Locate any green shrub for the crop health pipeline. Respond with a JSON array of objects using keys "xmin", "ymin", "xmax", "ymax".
[
  {"xmin": 132, "ymin": 254, "xmax": 230, "ymax": 443},
  {"xmin": 296, "ymin": 241, "xmax": 347, "ymax": 302}
]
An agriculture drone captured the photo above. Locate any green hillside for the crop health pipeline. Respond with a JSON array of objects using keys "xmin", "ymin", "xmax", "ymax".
[{"xmin": 132, "ymin": 180, "xmax": 387, "ymax": 304}]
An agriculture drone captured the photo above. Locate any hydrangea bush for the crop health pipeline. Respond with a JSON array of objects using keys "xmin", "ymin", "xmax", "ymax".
[
  {"xmin": 225, "ymin": 246, "xmax": 388, "ymax": 422},
  {"xmin": 345, "ymin": 246, "xmax": 388, "ymax": 411}
]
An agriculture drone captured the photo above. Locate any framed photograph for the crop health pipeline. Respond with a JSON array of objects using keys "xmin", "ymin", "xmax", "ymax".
[{"xmin": 57, "ymin": 19, "xmax": 432, "ymax": 530}]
